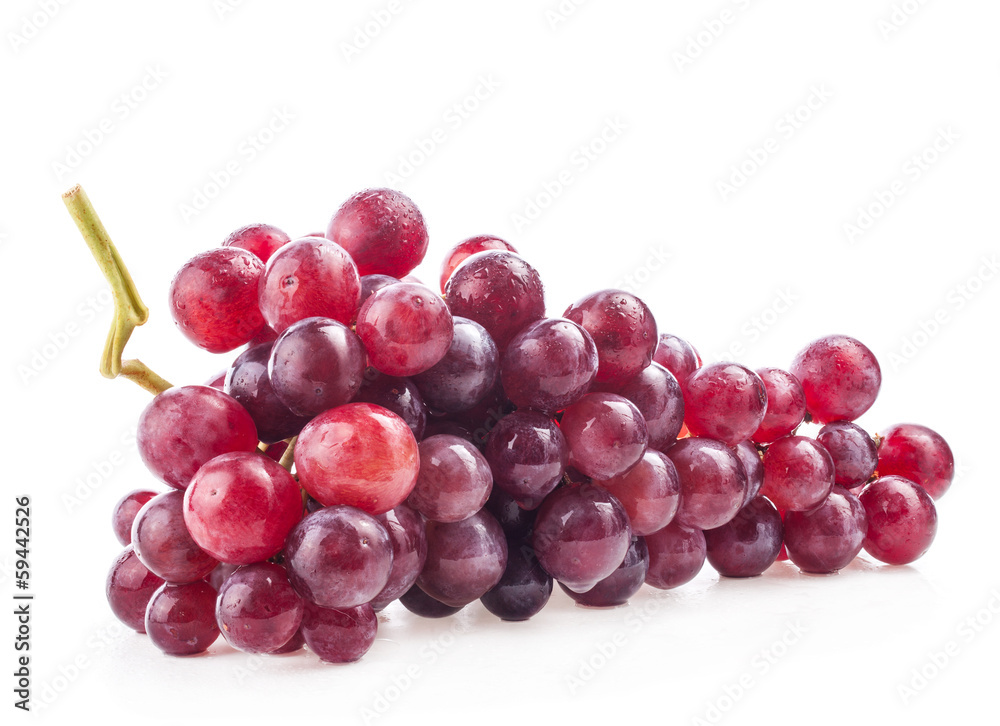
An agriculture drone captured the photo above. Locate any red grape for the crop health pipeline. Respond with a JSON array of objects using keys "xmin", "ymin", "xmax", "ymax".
[
  {"xmin": 683, "ymin": 362, "xmax": 767, "ymax": 446},
  {"xmin": 326, "ymin": 188, "xmax": 429, "ymax": 278},
  {"xmin": 145, "ymin": 581, "xmax": 220, "ymax": 656},
  {"xmin": 295, "ymin": 403, "xmax": 420, "ymax": 515},
  {"xmin": 258, "ymin": 237, "xmax": 361, "ymax": 334},
  {"xmin": 439, "ymin": 235, "xmax": 516, "ymax": 293},
  {"xmin": 418, "ymin": 510, "xmax": 508, "ymax": 607},
  {"xmin": 183, "ymin": 451, "xmax": 303, "ymax": 565},
  {"xmin": 791, "ymin": 335, "xmax": 881, "ymax": 423},
  {"xmin": 817, "ymin": 421, "xmax": 878, "ymax": 488},
  {"xmin": 484, "ymin": 410, "xmax": 568, "ymax": 510},
  {"xmin": 666, "ymin": 437, "xmax": 747, "ymax": 530},
  {"xmin": 560, "ymin": 536, "xmax": 649, "ymax": 607},
  {"xmin": 371, "ymin": 503, "xmax": 428, "ymax": 610},
  {"xmin": 733, "ymin": 440, "xmax": 763, "ymax": 504},
  {"xmin": 760, "ymin": 435, "xmax": 835, "ymax": 512},
  {"xmin": 111, "ymin": 489, "xmax": 158, "ymax": 545},
  {"xmin": 106, "ymin": 546, "xmax": 164, "ymax": 633},
  {"xmin": 137, "ymin": 385, "xmax": 258, "ymax": 490},
  {"xmin": 408, "ymin": 434, "xmax": 493, "ymax": 523},
  {"xmin": 603, "ymin": 362, "xmax": 685, "ymax": 451},
  {"xmin": 216, "ymin": 562, "xmax": 304, "ymax": 654},
  {"xmin": 877, "ymin": 423, "xmax": 954, "ymax": 500},
  {"xmin": 356, "ymin": 282, "xmax": 454, "ymax": 376},
  {"xmin": 444, "ymin": 250, "xmax": 545, "ymax": 350},
  {"xmin": 653, "ymin": 333, "xmax": 701, "ymax": 384},
  {"xmin": 752, "ymin": 367, "xmax": 806, "ymax": 444},
  {"xmin": 560, "ymin": 392, "xmax": 649, "ymax": 481},
  {"xmin": 300, "ymin": 601, "xmax": 377, "ymax": 663},
  {"xmin": 859, "ymin": 476, "xmax": 937, "ymax": 565},
  {"xmin": 169, "ymin": 247, "xmax": 266, "ymax": 353},
  {"xmin": 704, "ymin": 497, "xmax": 782, "ymax": 578},
  {"xmin": 593, "ymin": 449, "xmax": 681, "ymax": 537},
  {"xmin": 784, "ymin": 486, "xmax": 867, "ymax": 574},
  {"xmin": 222, "ymin": 222, "xmax": 290, "ymax": 263},
  {"xmin": 563, "ymin": 290, "xmax": 657, "ymax": 385},
  {"xmin": 131, "ymin": 491, "xmax": 218, "ymax": 583},
  {"xmin": 644, "ymin": 521, "xmax": 706, "ymax": 590}
]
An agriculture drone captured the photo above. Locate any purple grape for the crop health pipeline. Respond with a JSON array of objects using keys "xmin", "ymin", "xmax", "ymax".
[
  {"xmin": 653, "ymin": 333, "xmax": 701, "ymax": 384},
  {"xmin": 145, "ymin": 581, "xmax": 220, "ymax": 656},
  {"xmin": 784, "ymin": 486, "xmax": 867, "ymax": 574},
  {"xmin": 268, "ymin": 317, "xmax": 366, "ymax": 418},
  {"xmin": 644, "ymin": 522, "xmax": 706, "ymax": 590},
  {"xmin": 500, "ymin": 318, "xmax": 598, "ymax": 414},
  {"xmin": 817, "ymin": 421, "xmax": 878, "ymax": 488},
  {"xmin": 480, "ymin": 540, "xmax": 553, "ymax": 621},
  {"xmin": 131, "ymin": 491, "xmax": 218, "ymax": 584},
  {"xmin": 704, "ymin": 497, "xmax": 783, "ymax": 577},
  {"xmin": 485, "ymin": 487, "xmax": 538, "ymax": 540},
  {"xmin": 106, "ymin": 546, "xmax": 164, "ymax": 633},
  {"xmin": 417, "ymin": 510, "xmax": 508, "ymax": 607},
  {"xmin": 413, "ymin": 317, "xmax": 500, "ymax": 414},
  {"xmin": 532, "ymin": 483, "xmax": 632, "ymax": 593},
  {"xmin": 371, "ymin": 504, "xmax": 428, "ymax": 611},
  {"xmin": 484, "ymin": 410, "xmax": 568, "ymax": 510},
  {"xmin": 563, "ymin": 289, "xmax": 658, "ymax": 385},
  {"xmin": 665, "ymin": 437, "xmax": 747, "ymax": 530},
  {"xmin": 224, "ymin": 343, "xmax": 311, "ymax": 444},
  {"xmin": 400, "ymin": 584, "xmax": 464, "ymax": 618},
  {"xmin": 111, "ymin": 489, "xmax": 158, "ymax": 546},
  {"xmin": 408, "ymin": 435, "xmax": 493, "ymax": 523},
  {"xmin": 283, "ymin": 506, "xmax": 393, "ymax": 609},
  {"xmin": 216, "ymin": 562, "xmax": 304, "ymax": 654},
  {"xmin": 560, "ymin": 536, "xmax": 649, "ymax": 607},
  {"xmin": 300, "ymin": 601, "xmax": 377, "ymax": 663},
  {"xmin": 733, "ymin": 440, "xmax": 764, "ymax": 504},
  {"xmin": 560, "ymin": 392, "xmax": 649, "ymax": 481}
]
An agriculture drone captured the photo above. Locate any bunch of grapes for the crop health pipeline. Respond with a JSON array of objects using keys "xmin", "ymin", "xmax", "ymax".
[{"xmin": 101, "ymin": 187, "xmax": 954, "ymax": 662}]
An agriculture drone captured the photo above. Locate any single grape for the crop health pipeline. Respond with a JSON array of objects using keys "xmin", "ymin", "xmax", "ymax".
[
  {"xmin": 563, "ymin": 289, "xmax": 657, "ymax": 385},
  {"xmin": 444, "ymin": 251, "xmax": 545, "ymax": 350},
  {"xmin": 222, "ymin": 222, "xmax": 290, "ymax": 263},
  {"xmin": 560, "ymin": 536, "xmax": 649, "ymax": 607},
  {"xmin": 106, "ymin": 546, "xmax": 164, "ymax": 633},
  {"xmin": 216, "ymin": 562, "xmax": 304, "ymax": 654},
  {"xmin": 877, "ymin": 423, "xmax": 955, "ymax": 500},
  {"xmin": 268, "ymin": 317, "xmax": 367, "ymax": 417},
  {"xmin": 653, "ymin": 333, "xmax": 701, "ymax": 384},
  {"xmin": 644, "ymin": 522, "xmax": 706, "ymax": 590},
  {"xmin": 682, "ymin": 362, "xmax": 767, "ymax": 446},
  {"xmin": 371, "ymin": 504, "xmax": 428, "ymax": 611},
  {"xmin": 531, "ymin": 483, "xmax": 632, "ymax": 593},
  {"xmin": 138, "ymin": 385, "xmax": 258, "ymax": 490},
  {"xmin": 602, "ymin": 362, "xmax": 685, "ymax": 451},
  {"xmin": 295, "ymin": 402, "xmax": 420, "ymax": 515},
  {"xmin": 560, "ymin": 392, "xmax": 649, "ymax": 481},
  {"xmin": 500, "ymin": 318, "xmax": 598, "ymax": 414},
  {"xmin": 224, "ymin": 343, "xmax": 310, "ymax": 444},
  {"xmin": 704, "ymin": 496, "xmax": 783, "ymax": 578},
  {"xmin": 408, "ymin": 435, "xmax": 493, "ymax": 523},
  {"xmin": 258, "ymin": 237, "xmax": 361, "ymax": 333},
  {"xmin": 131, "ymin": 491, "xmax": 218, "ymax": 584},
  {"xmin": 169, "ymin": 247, "xmax": 266, "ymax": 353},
  {"xmin": 356, "ymin": 282, "xmax": 455, "ymax": 377},
  {"xmin": 817, "ymin": 421, "xmax": 878, "ymax": 488},
  {"xmin": 733, "ymin": 440, "xmax": 764, "ymax": 504},
  {"xmin": 784, "ymin": 486, "xmax": 867, "ymax": 574},
  {"xmin": 183, "ymin": 452, "xmax": 303, "ymax": 565},
  {"xmin": 484, "ymin": 410, "xmax": 567, "ymax": 510},
  {"xmin": 145, "ymin": 581, "xmax": 220, "ymax": 656},
  {"xmin": 400, "ymin": 584, "xmax": 464, "ymax": 618},
  {"xmin": 300, "ymin": 601, "xmax": 377, "ymax": 663},
  {"xmin": 760, "ymin": 435, "xmax": 835, "ymax": 512},
  {"xmin": 752, "ymin": 367, "xmax": 806, "ymax": 444},
  {"xmin": 480, "ymin": 540, "xmax": 553, "ymax": 621},
  {"xmin": 665, "ymin": 437, "xmax": 747, "ymax": 530},
  {"xmin": 283, "ymin": 505, "xmax": 393, "ymax": 609},
  {"xmin": 412, "ymin": 317, "xmax": 499, "ymax": 414},
  {"xmin": 355, "ymin": 369, "xmax": 429, "ymax": 442},
  {"xmin": 439, "ymin": 235, "xmax": 517, "ymax": 293},
  {"xmin": 790, "ymin": 335, "xmax": 881, "ymax": 423},
  {"xmin": 417, "ymin": 510, "xmax": 508, "ymax": 607},
  {"xmin": 326, "ymin": 188, "xmax": 429, "ymax": 278},
  {"xmin": 485, "ymin": 487, "xmax": 538, "ymax": 540},
  {"xmin": 859, "ymin": 476, "xmax": 937, "ymax": 565},
  {"xmin": 593, "ymin": 450, "xmax": 681, "ymax": 537},
  {"xmin": 111, "ymin": 489, "xmax": 158, "ymax": 545}
]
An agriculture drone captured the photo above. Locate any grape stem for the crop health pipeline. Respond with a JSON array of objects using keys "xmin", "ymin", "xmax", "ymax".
[
  {"xmin": 62, "ymin": 185, "xmax": 170, "ymax": 393},
  {"xmin": 278, "ymin": 436, "xmax": 297, "ymax": 472}
]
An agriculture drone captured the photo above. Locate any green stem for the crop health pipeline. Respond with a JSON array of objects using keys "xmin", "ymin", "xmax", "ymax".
[
  {"xmin": 120, "ymin": 359, "xmax": 173, "ymax": 395},
  {"xmin": 278, "ymin": 436, "xmax": 297, "ymax": 472},
  {"xmin": 62, "ymin": 185, "xmax": 149, "ymax": 379}
]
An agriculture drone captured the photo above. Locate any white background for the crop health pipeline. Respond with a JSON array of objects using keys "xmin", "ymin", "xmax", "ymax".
[{"xmin": 3, "ymin": 1, "xmax": 999, "ymax": 724}]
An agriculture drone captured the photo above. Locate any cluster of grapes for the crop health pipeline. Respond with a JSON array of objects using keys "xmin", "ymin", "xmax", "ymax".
[{"xmin": 104, "ymin": 188, "xmax": 954, "ymax": 663}]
